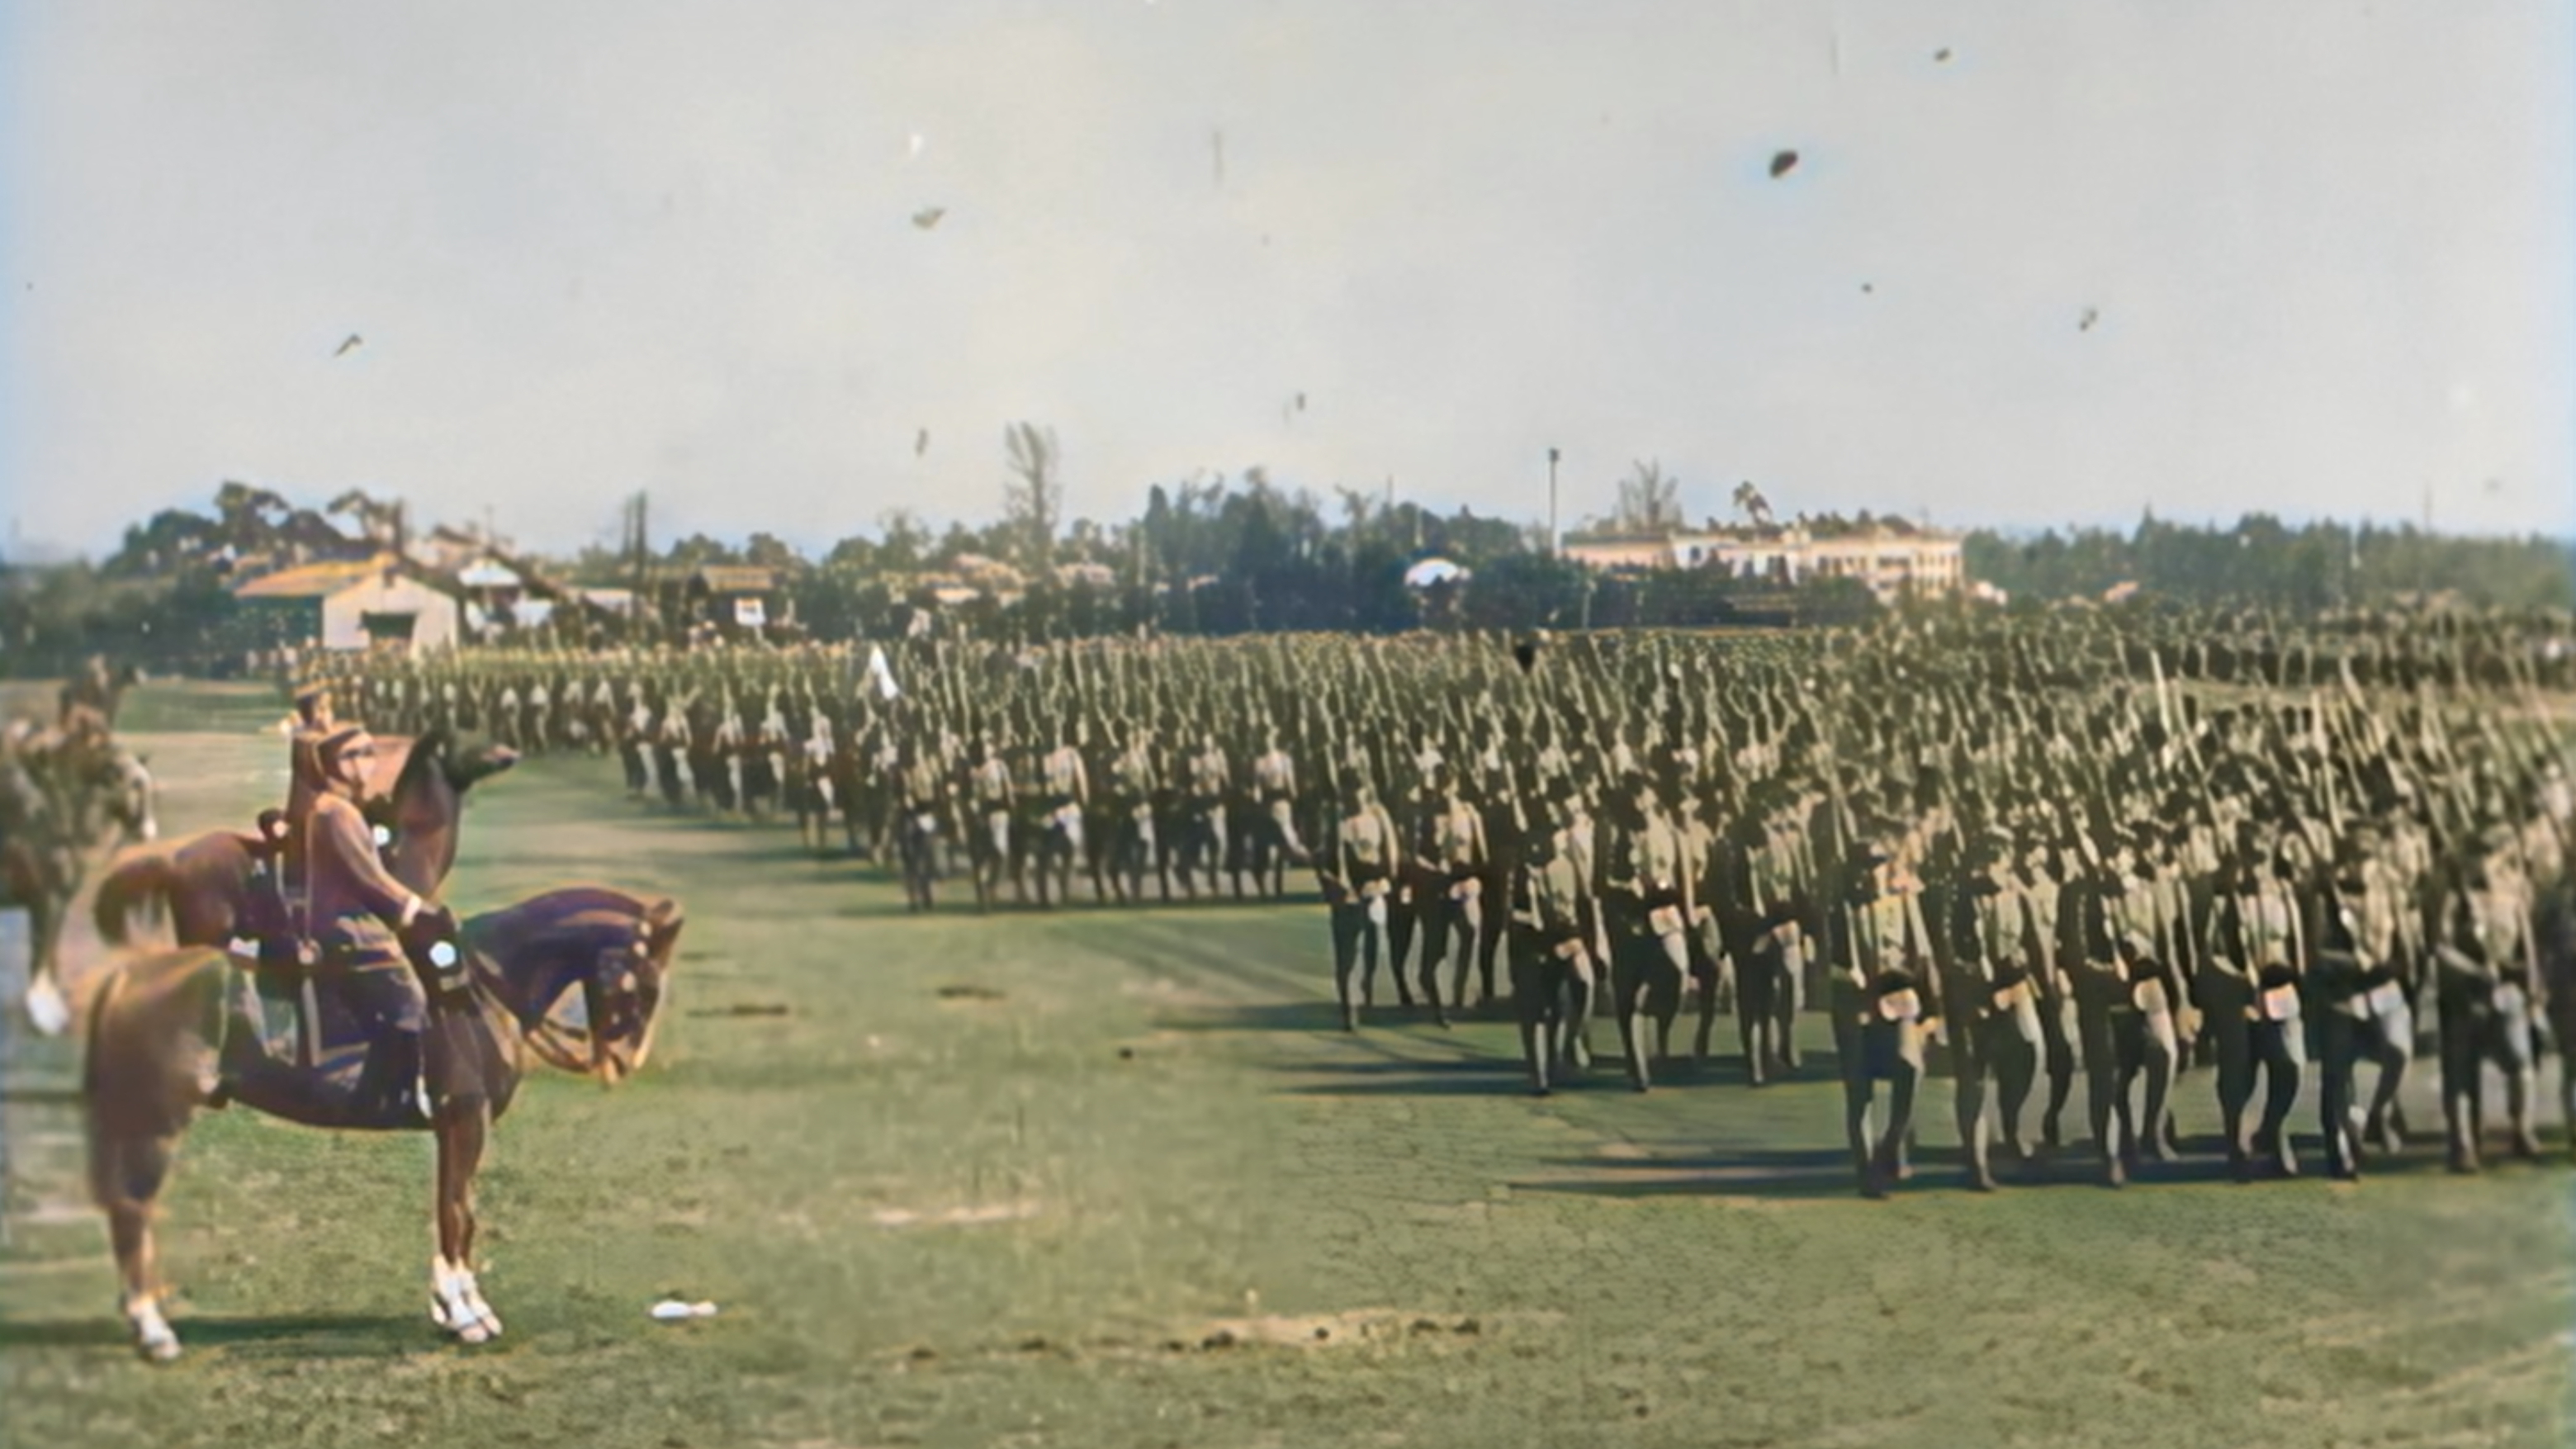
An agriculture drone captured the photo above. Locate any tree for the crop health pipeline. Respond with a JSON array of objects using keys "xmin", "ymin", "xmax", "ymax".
[
  {"xmin": 1002, "ymin": 422, "xmax": 1063, "ymax": 574},
  {"xmin": 213, "ymin": 481, "xmax": 291, "ymax": 552},
  {"xmin": 876, "ymin": 509, "xmax": 930, "ymax": 573},
  {"xmin": 327, "ymin": 489, "xmax": 406, "ymax": 552},
  {"xmin": 1611, "ymin": 459, "xmax": 1684, "ymax": 534},
  {"xmin": 1731, "ymin": 481, "xmax": 1774, "ymax": 528}
]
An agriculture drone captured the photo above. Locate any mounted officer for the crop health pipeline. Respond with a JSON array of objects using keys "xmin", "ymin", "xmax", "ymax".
[{"xmin": 300, "ymin": 723, "xmax": 462, "ymax": 1121}]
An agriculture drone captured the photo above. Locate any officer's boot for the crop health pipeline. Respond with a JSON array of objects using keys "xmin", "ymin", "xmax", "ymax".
[{"xmin": 363, "ymin": 1027, "xmax": 431, "ymax": 1124}]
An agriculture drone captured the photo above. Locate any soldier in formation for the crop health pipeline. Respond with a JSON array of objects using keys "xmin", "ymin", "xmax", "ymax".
[{"xmin": 310, "ymin": 598, "xmax": 2574, "ymax": 1194}]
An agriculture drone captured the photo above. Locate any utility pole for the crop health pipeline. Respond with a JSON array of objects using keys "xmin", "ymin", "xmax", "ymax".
[{"xmin": 1548, "ymin": 447, "xmax": 1561, "ymax": 556}]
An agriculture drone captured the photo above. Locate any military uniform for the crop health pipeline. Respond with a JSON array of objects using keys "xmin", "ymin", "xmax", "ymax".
[
  {"xmin": 1322, "ymin": 780, "xmax": 1403, "ymax": 1030},
  {"xmin": 1598, "ymin": 779, "xmax": 1695, "ymax": 1091}
]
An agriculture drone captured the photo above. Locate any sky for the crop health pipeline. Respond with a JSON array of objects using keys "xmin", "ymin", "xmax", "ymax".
[{"xmin": 2, "ymin": 1, "xmax": 2569, "ymax": 561}]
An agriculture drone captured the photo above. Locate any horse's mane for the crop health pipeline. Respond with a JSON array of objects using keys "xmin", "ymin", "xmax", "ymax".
[{"xmin": 387, "ymin": 722, "xmax": 453, "ymax": 801}]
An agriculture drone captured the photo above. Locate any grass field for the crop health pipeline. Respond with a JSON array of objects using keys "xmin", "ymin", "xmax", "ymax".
[{"xmin": 2, "ymin": 682, "xmax": 2572, "ymax": 1447}]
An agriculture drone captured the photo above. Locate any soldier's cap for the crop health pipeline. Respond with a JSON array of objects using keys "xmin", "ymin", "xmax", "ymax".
[{"xmin": 294, "ymin": 681, "xmax": 331, "ymax": 705}]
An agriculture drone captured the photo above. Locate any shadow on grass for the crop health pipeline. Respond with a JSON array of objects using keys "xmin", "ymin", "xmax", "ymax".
[
  {"xmin": 1511, "ymin": 1129, "xmax": 2509, "ymax": 1200},
  {"xmin": 0, "ymin": 1312, "xmax": 416, "ymax": 1357}
]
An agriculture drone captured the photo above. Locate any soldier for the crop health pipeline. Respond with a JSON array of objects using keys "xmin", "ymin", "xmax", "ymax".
[
  {"xmin": 2312, "ymin": 826, "xmax": 2417, "ymax": 1172},
  {"xmin": 1929, "ymin": 824, "xmax": 2048, "ymax": 1190},
  {"xmin": 1106, "ymin": 725, "xmax": 1164, "ymax": 904},
  {"xmin": 2200, "ymin": 824, "xmax": 2308, "ymax": 1180},
  {"xmin": 1319, "ymin": 774, "xmax": 1403, "ymax": 1030},
  {"xmin": 1174, "ymin": 733, "xmax": 1230, "ymax": 900},
  {"xmin": 1408, "ymin": 760, "xmax": 1490, "ymax": 1026},
  {"xmin": 1724, "ymin": 787, "xmax": 1806, "ymax": 1086},
  {"xmin": 1596, "ymin": 767, "xmax": 1695, "ymax": 1090},
  {"xmin": 1029, "ymin": 722, "xmax": 1090, "ymax": 907},
  {"xmin": 1508, "ymin": 774, "xmax": 1600, "ymax": 1094},
  {"xmin": 895, "ymin": 736, "xmax": 947, "ymax": 913},
  {"xmin": 1248, "ymin": 725, "xmax": 1313, "ymax": 897},
  {"xmin": 618, "ymin": 686, "xmax": 653, "ymax": 798},
  {"xmin": 794, "ymin": 710, "xmax": 839, "ymax": 854},
  {"xmin": 2433, "ymin": 848, "xmax": 2545, "ymax": 1171},
  {"xmin": 1822, "ymin": 824, "xmax": 1932, "ymax": 1198},
  {"xmin": 964, "ymin": 730, "xmax": 1020, "ymax": 911},
  {"xmin": 654, "ymin": 693, "xmax": 692, "ymax": 810}
]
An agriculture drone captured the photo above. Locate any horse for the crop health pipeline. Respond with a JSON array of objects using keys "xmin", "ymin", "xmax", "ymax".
[
  {"xmin": 6, "ymin": 727, "xmax": 154, "ymax": 1035},
  {"xmin": 91, "ymin": 726, "xmax": 519, "ymax": 953},
  {"xmin": 81, "ymin": 885, "xmax": 682, "ymax": 1361}
]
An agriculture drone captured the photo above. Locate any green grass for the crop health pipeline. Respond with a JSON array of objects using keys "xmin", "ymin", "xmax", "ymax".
[{"xmin": 2, "ymin": 684, "xmax": 2571, "ymax": 1447}]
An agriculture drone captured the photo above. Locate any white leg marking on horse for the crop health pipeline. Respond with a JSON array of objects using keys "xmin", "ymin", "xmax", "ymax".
[
  {"xmin": 125, "ymin": 1295, "xmax": 181, "ymax": 1362},
  {"xmin": 458, "ymin": 1267, "xmax": 504, "ymax": 1338},
  {"xmin": 25, "ymin": 976, "xmax": 69, "ymax": 1037},
  {"xmin": 431, "ymin": 1257, "xmax": 501, "ymax": 1342}
]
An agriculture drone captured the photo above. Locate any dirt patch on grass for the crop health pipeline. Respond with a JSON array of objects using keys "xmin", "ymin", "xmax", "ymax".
[
  {"xmin": 869, "ymin": 1201, "xmax": 1044, "ymax": 1229},
  {"xmin": 1189, "ymin": 1308, "xmax": 1563, "ymax": 1351}
]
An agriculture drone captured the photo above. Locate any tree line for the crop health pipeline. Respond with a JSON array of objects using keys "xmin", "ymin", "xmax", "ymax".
[{"xmin": 1, "ymin": 457, "xmax": 2567, "ymax": 677}]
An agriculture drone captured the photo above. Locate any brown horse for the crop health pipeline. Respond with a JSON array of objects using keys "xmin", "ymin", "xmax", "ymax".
[
  {"xmin": 82, "ymin": 888, "xmax": 684, "ymax": 1361},
  {"xmin": 7, "ymin": 726, "xmax": 154, "ymax": 1034},
  {"xmin": 92, "ymin": 726, "xmax": 519, "ymax": 952}
]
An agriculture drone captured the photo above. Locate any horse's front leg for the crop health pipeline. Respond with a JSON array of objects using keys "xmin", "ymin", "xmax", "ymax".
[{"xmin": 430, "ymin": 1103, "xmax": 503, "ymax": 1343}]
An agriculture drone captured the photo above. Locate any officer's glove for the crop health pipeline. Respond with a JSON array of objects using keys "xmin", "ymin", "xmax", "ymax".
[{"xmin": 405, "ymin": 904, "xmax": 471, "ymax": 1001}]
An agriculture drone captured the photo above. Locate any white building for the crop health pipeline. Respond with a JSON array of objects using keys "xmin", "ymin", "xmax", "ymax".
[
  {"xmin": 232, "ymin": 555, "xmax": 463, "ymax": 651},
  {"xmin": 1564, "ymin": 522, "xmax": 1968, "ymax": 602}
]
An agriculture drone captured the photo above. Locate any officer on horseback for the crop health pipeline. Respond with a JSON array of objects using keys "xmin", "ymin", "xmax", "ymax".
[{"xmin": 304, "ymin": 723, "xmax": 461, "ymax": 1122}]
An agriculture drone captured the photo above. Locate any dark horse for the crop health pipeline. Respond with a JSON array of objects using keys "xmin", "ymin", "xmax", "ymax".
[
  {"xmin": 82, "ymin": 888, "xmax": 684, "ymax": 1361},
  {"xmin": 92, "ymin": 727, "xmax": 519, "ymax": 952}
]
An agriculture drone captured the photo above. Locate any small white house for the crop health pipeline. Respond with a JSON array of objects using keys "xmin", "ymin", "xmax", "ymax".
[{"xmin": 233, "ymin": 556, "xmax": 462, "ymax": 652}]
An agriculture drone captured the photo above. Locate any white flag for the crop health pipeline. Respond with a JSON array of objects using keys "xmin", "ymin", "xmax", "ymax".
[{"xmin": 866, "ymin": 644, "xmax": 902, "ymax": 700}]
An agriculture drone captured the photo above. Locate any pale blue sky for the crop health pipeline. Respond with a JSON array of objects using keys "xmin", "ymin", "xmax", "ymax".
[{"xmin": 4, "ymin": 1, "xmax": 2569, "ymax": 559}]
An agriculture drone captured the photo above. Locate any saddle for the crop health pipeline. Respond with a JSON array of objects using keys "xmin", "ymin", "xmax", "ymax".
[{"xmin": 207, "ymin": 949, "xmax": 440, "ymax": 1131}]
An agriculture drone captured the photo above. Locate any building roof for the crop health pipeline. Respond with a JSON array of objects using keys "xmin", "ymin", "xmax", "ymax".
[
  {"xmin": 231, "ymin": 555, "xmax": 402, "ymax": 599},
  {"xmin": 692, "ymin": 565, "xmax": 777, "ymax": 594},
  {"xmin": 455, "ymin": 559, "xmax": 523, "ymax": 588}
]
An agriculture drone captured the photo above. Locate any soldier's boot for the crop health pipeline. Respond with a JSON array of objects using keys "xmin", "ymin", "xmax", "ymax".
[
  {"xmin": 2507, "ymin": 1070, "xmax": 2541, "ymax": 1161},
  {"xmin": 1619, "ymin": 1008, "xmax": 1651, "ymax": 1091},
  {"xmin": 2262, "ymin": 1063, "xmax": 2301, "ymax": 1177},
  {"xmin": 1844, "ymin": 1094, "xmax": 1884, "ymax": 1198},
  {"xmin": 1873, "ymin": 1133, "xmax": 1911, "ymax": 1187},
  {"xmin": 1958, "ymin": 1092, "xmax": 1996, "ymax": 1191},
  {"xmin": 2362, "ymin": 1109, "xmax": 2404, "ymax": 1156},
  {"xmin": 1518, "ymin": 1008, "xmax": 1552, "ymax": 1096},
  {"xmin": 2143, "ymin": 1052, "xmax": 2181, "ymax": 1163},
  {"xmin": 1556, "ymin": 965, "xmax": 1593, "ymax": 1074}
]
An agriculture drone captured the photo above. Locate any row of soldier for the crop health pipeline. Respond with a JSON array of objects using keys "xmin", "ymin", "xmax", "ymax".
[{"xmin": 303, "ymin": 606, "xmax": 2575, "ymax": 1194}]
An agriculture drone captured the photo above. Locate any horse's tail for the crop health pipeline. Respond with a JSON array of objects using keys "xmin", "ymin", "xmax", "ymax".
[
  {"xmin": 81, "ymin": 949, "xmax": 224, "ymax": 1214},
  {"xmin": 92, "ymin": 851, "xmax": 178, "ymax": 946},
  {"xmin": 81, "ymin": 964, "xmax": 133, "ymax": 1208}
]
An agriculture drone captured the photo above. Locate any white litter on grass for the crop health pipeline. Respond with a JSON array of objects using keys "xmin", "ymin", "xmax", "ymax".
[
  {"xmin": 871, "ymin": 1201, "xmax": 1043, "ymax": 1229},
  {"xmin": 650, "ymin": 1299, "xmax": 719, "ymax": 1321}
]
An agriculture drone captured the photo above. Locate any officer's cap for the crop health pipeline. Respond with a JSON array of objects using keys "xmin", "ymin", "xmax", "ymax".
[{"xmin": 318, "ymin": 722, "xmax": 372, "ymax": 757}]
